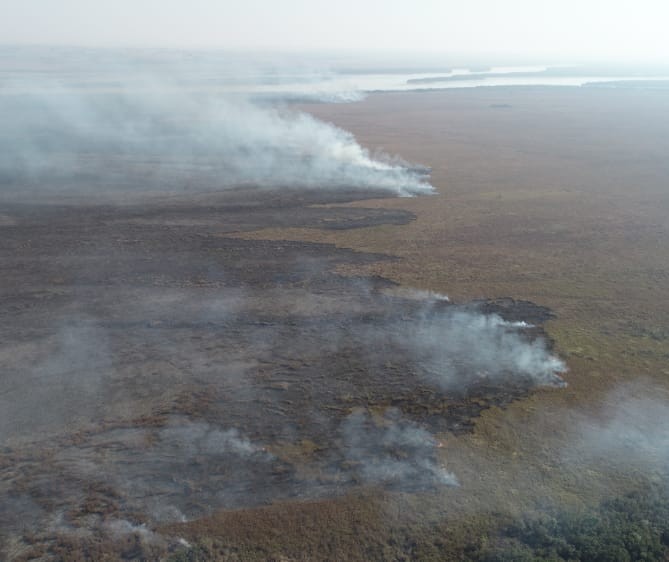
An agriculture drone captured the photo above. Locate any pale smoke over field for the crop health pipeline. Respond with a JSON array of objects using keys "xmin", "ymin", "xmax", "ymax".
[
  {"xmin": 369, "ymin": 297, "xmax": 567, "ymax": 391},
  {"xmin": 408, "ymin": 309, "xmax": 566, "ymax": 389},
  {"xmin": 0, "ymin": 317, "xmax": 113, "ymax": 440},
  {"xmin": 341, "ymin": 410, "xmax": 458, "ymax": 488},
  {"xmin": 0, "ymin": 280, "xmax": 570, "ymax": 557},
  {"xmin": 158, "ymin": 419, "xmax": 271, "ymax": 459},
  {"xmin": 569, "ymin": 383, "xmax": 669, "ymax": 478},
  {"xmin": 0, "ymin": 82, "xmax": 433, "ymax": 198}
]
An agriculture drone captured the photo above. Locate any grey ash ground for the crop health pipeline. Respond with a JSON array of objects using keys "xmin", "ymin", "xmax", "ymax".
[{"xmin": 0, "ymin": 187, "xmax": 563, "ymax": 559}]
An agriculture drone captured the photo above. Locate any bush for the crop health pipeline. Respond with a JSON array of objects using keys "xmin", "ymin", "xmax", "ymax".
[{"xmin": 476, "ymin": 485, "xmax": 669, "ymax": 561}]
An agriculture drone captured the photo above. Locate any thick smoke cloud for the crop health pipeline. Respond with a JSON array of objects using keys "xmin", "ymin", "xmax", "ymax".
[{"xmin": 0, "ymin": 82, "xmax": 433, "ymax": 198}]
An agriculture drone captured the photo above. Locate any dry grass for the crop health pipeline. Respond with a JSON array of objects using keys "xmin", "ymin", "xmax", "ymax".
[
  {"xmin": 8, "ymin": 87, "xmax": 669, "ymax": 560},
  {"xmin": 189, "ymin": 86, "xmax": 669, "ymax": 557}
]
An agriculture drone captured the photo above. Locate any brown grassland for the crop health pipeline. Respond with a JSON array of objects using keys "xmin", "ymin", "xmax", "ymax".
[
  {"xmin": 4, "ymin": 86, "xmax": 669, "ymax": 561},
  {"xmin": 184, "ymin": 86, "xmax": 669, "ymax": 558}
]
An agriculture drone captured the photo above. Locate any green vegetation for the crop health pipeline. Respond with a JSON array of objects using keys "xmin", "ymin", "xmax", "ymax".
[
  {"xmin": 167, "ymin": 484, "xmax": 669, "ymax": 561},
  {"xmin": 476, "ymin": 485, "xmax": 669, "ymax": 562}
]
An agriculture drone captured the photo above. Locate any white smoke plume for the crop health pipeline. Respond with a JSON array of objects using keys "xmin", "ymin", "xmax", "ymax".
[
  {"xmin": 0, "ymin": 79, "xmax": 433, "ymax": 199},
  {"xmin": 340, "ymin": 410, "xmax": 458, "ymax": 488},
  {"xmin": 385, "ymin": 287, "xmax": 450, "ymax": 302},
  {"xmin": 104, "ymin": 519, "xmax": 163, "ymax": 546},
  {"xmin": 402, "ymin": 307, "xmax": 566, "ymax": 390},
  {"xmin": 158, "ymin": 419, "xmax": 271, "ymax": 459}
]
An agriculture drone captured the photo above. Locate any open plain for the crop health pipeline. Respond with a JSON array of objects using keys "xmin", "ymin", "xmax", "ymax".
[{"xmin": 2, "ymin": 85, "xmax": 669, "ymax": 560}]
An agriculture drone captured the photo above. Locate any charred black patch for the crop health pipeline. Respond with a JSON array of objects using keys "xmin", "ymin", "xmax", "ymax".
[{"xmin": 0, "ymin": 188, "xmax": 563, "ymax": 556}]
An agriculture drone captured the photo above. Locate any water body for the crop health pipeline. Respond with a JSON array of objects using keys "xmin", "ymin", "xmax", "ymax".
[{"xmin": 3, "ymin": 47, "xmax": 669, "ymax": 101}]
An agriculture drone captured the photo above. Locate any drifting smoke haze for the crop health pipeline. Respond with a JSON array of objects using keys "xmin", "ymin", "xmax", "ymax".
[
  {"xmin": 0, "ymin": 317, "xmax": 113, "ymax": 440},
  {"xmin": 341, "ymin": 409, "xmax": 458, "ymax": 488},
  {"xmin": 568, "ymin": 383, "xmax": 669, "ymax": 480},
  {"xmin": 157, "ymin": 418, "xmax": 271, "ymax": 460},
  {"xmin": 0, "ymin": 49, "xmax": 433, "ymax": 199},
  {"xmin": 0, "ymin": 283, "xmax": 567, "ymax": 539},
  {"xmin": 408, "ymin": 308, "xmax": 566, "ymax": 390},
  {"xmin": 367, "ymin": 295, "xmax": 566, "ymax": 392}
]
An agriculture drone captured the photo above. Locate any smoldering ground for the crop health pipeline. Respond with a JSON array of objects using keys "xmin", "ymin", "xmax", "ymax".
[
  {"xmin": 340, "ymin": 409, "xmax": 458, "ymax": 488},
  {"xmin": 0, "ymin": 184, "xmax": 567, "ymax": 558}
]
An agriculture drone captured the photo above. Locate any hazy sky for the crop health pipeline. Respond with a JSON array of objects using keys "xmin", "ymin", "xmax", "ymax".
[{"xmin": 2, "ymin": 0, "xmax": 668, "ymax": 62}]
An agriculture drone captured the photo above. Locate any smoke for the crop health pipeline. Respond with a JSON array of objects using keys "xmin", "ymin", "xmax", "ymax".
[
  {"xmin": 372, "ymin": 297, "xmax": 567, "ymax": 392},
  {"xmin": 157, "ymin": 418, "xmax": 272, "ymax": 459},
  {"xmin": 0, "ymin": 277, "xmax": 570, "ymax": 557},
  {"xmin": 386, "ymin": 287, "xmax": 451, "ymax": 302},
  {"xmin": 340, "ymin": 410, "xmax": 457, "ymax": 488},
  {"xmin": 568, "ymin": 382, "xmax": 669, "ymax": 480},
  {"xmin": 0, "ymin": 316, "xmax": 112, "ymax": 441},
  {"xmin": 0, "ymin": 79, "xmax": 433, "ymax": 199},
  {"xmin": 40, "ymin": 416, "xmax": 278, "ymax": 525},
  {"xmin": 104, "ymin": 519, "xmax": 163, "ymax": 546},
  {"xmin": 413, "ymin": 309, "xmax": 565, "ymax": 389}
]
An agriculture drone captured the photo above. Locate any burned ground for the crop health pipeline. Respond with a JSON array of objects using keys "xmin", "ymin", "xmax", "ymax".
[
  {"xmin": 6, "ymin": 82, "xmax": 669, "ymax": 561},
  {"xmin": 0, "ymin": 186, "xmax": 563, "ymax": 559}
]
